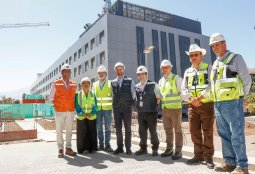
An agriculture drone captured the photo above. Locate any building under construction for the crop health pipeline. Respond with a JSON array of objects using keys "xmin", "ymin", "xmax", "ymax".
[{"xmin": 30, "ymin": 0, "xmax": 216, "ymax": 98}]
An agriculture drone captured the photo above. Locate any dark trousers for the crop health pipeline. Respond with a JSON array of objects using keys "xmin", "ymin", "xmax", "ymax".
[
  {"xmin": 138, "ymin": 112, "xmax": 159, "ymax": 150},
  {"xmin": 113, "ymin": 106, "xmax": 132, "ymax": 149},
  {"xmin": 77, "ymin": 119, "xmax": 98, "ymax": 153},
  {"xmin": 188, "ymin": 102, "xmax": 214, "ymax": 161}
]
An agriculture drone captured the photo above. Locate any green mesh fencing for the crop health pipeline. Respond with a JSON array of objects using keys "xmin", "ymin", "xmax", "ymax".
[{"xmin": 0, "ymin": 104, "xmax": 55, "ymax": 119}]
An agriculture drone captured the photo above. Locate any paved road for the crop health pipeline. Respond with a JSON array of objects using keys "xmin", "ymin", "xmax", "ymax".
[{"xmin": 1, "ymin": 139, "xmax": 249, "ymax": 174}]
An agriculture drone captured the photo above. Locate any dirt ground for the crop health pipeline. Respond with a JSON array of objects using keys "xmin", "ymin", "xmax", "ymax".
[{"xmin": 36, "ymin": 118, "xmax": 76, "ymax": 130}]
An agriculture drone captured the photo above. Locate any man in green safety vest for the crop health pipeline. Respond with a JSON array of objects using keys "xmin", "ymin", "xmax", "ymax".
[
  {"xmin": 92, "ymin": 65, "xmax": 113, "ymax": 152},
  {"xmin": 159, "ymin": 59, "xmax": 183, "ymax": 160},
  {"xmin": 181, "ymin": 44, "xmax": 215, "ymax": 169},
  {"xmin": 209, "ymin": 33, "xmax": 251, "ymax": 174}
]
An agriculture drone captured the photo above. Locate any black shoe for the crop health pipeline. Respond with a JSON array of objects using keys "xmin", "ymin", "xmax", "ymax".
[
  {"xmin": 98, "ymin": 145, "xmax": 104, "ymax": 151},
  {"xmin": 104, "ymin": 145, "xmax": 113, "ymax": 152},
  {"xmin": 172, "ymin": 151, "xmax": 182, "ymax": 160},
  {"xmin": 161, "ymin": 149, "xmax": 173, "ymax": 157},
  {"xmin": 135, "ymin": 148, "xmax": 148, "ymax": 155},
  {"xmin": 152, "ymin": 150, "xmax": 158, "ymax": 156},
  {"xmin": 113, "ymin": 147, "xmax": 124, "ymax": 155},
  {"xmin": 126, "ymin": 149, "xmax": 132, "ymax": 155},
  {"xmin": 187, "ymin": 156, "xmax": 204, "ymax": 164},
  {"xmin": 206, "ymin": 160, "xmax": 215, "ymax": 169}
]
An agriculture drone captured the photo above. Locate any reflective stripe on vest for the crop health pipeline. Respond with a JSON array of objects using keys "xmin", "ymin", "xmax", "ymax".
[
  {"xmin": 186, "ymin": 63, "xmax": 213, "ymax": 103},
  {"xmin": 210, "ymin": 53, "xmax": 244, "ymax": 102},
  {"xmin": 160, "ymin": 74, "xmax": 182, "ymax": 109},
  {"xmin": 77, "ymin": 91, "xmax": 96, "ymax": 120},
  {"xmin": 93, "ymin": 80, "xmax": 112, "ymax": 110}
]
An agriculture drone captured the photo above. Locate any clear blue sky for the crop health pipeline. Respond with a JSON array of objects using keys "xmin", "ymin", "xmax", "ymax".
[{"xmin": 0, "ymin": 0, "xmax": 254, "ymax": 92}]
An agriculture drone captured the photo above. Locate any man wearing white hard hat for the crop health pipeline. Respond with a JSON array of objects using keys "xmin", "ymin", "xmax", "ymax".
[
  {"xmin": 181, "ymin": 44, "xmax": 215, "ymax": 169},
  {"xmin": 209, "ymin": 33, "xmax": 251, "ymax": 174},
  {"xmin": 75, "ymin": 77, "xmax": 98, "ymax": 154},
  {"xmin": 92, "ymin": 66, "xmax": 113, "ymax": 152},
  {"xmin": 49, "ymin": 64, "xmax": 77, "ymax": 158},
  {"xmin": 159, "ymin": 59, "xmax": 183, "ymax": 160},
  {"xmin": 111, "ymin": 62, "xmax": 136, "ymax": 155},
  {"xmin": 134, "ymin": 65, "xmax": 161, "ymax": 156}
]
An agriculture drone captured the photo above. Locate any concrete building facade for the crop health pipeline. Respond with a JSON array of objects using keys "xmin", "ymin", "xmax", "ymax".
[{"xmin": 30, "ymin": 0, "xmax": 216, "ymax": 99}]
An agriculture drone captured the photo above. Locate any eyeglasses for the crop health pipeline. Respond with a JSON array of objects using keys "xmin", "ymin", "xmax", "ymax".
[
  {"xmin": 137, "ymin": 73, "xmax": 146, "ymax": 76},
  {"xmin": 189, "ymin": 53, "xmax": 201, "ymax": 58}
]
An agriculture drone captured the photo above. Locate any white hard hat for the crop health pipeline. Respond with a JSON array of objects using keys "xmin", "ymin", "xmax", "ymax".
[
  {"xmin": 61, "ymin": 64, "xmax": 71, "ymax": 71},
  {"xmin": 209, "ymin": 33, "xmax": 226, "ymax": 45},
  {"xmin": 185, "ymin": 44, "xmax": 206, "ymax": 56},
  {"xmin": 114, "ymin": 62, "xmax": 125, "ymax": 70},
  {"xmin": 80, "ymin": 77, "xmax": 91, "ymax": 84},
  {"xmin": 97, "ymin": 65, "xmax": 107, "ymax": 73},
  {"xmin": 160, "ymin": 59, "xmax": 173, "ymax": 67},
  {"xmin": 136, "ymin": 65, "xmax": 148, "ymax": 74}
]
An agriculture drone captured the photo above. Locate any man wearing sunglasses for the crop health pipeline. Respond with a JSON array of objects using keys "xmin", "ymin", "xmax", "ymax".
[
  {"xmin": 181, "ymin": 44, "xmax": 214, "ymax": 169},
  {"xmin": 159, "ymin": 59, "xmax": 183, "ymax": 160},
  {"xmin": 134, "ymin": 65, "xmax": 161, "ymax": 156}
]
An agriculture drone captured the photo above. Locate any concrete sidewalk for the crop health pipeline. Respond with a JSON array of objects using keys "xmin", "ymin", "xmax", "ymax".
[{"xmin": 2, "ymin": 139, "xmax": 250, "ymax": 174}]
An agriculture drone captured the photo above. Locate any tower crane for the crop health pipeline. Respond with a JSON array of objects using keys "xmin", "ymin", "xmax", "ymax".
[{"xmin": 0, "ymin": 22, "xmax": 50, "ymax": 28}]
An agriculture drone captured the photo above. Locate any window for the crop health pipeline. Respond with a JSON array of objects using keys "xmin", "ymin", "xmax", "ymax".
[
  {"xmin": 65, "ymin": 59, "xmax": 68, "ymax": 64},
  {"xmin": 161, "ymin": 31, "xmax": 168, "ymax": 60},
  {"xmin": 100, "ymin": 51, "xmax": 105, "ymax": 65},
  {"xmin": 99, "ymin": 30, "xmax": 105, "ymax": 44},
  {"xmin": 69, "ymin": 56, "xmax": 72, "ymax": 65},
  {"xmin": 74, "ymin": 67, "xmax": 77, "ymax": 77},
  {"xmin": 90, "ymin": 38, "xmax": 95, "ymax": 50},
  {"xmin": 85, "ymin": 61, "xmax": 89, "ymax": 72},
  {"xmin": 78, "ymin": 49, "xmax": 82, "ymax": 59},
  {"xmin": 85, "ymin": 43, "xmax": 89, "ymax": 54},
  {"xmin": 194, "ymin": 39, "xmax": 200, "ymax": 46},
  {"xmin": 168, "ymin": 33, "xmax": 177, "ymax": 74},
  {"xmin": 136, "ymin": 26, "xmax": 145, "ymax": 66},
  {"xmin": 74, "ymin": 52, "xmax": 77, "ymax": 62},
  {"xmin": 152, "ymin": 29, "xmax": 160, "ymax": 83},
  {"xmin": 179, "ymin": 35, "xmax": 191, "ymax": 76},
  {"xmin": 210, "ymin": 47, "xmax": 216, "ymax": 64},
  {"xmin": 78, "ymin": 65, "xmax": 82, "ymax": 75},
  {"xmin": 91, "ymin": 57, "xmax": 95, "ymax": 69},
  {"xmin": 59, "ymin": 65, "xmax": 61, "ymax": 72}
]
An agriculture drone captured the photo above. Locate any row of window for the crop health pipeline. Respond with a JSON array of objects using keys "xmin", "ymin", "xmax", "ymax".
[
  {"xmin": 32, "ymin": 51, "xmax": 105, "ymax": 94},
  {"xmin": 31, "ymin": 30, "xmax": 105, "ymax": 93},
  {"xmin": 136, "ymin": 27, "xmax": 216, "ymax": 83}
]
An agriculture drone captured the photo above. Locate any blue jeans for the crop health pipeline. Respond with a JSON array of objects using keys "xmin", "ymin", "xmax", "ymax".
[
  {"xmin": 214, "ymin": 98, "xmax": 248, "ymax": 168},
  {"xmin": 96, "ymin": 110, "xmax": 112, "ymax": 146}
]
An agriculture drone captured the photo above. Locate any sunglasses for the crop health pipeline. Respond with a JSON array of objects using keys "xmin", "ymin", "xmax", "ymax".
[{"xmin": 189, "ymin": 53, "xmax": 201, "ymax": 58}]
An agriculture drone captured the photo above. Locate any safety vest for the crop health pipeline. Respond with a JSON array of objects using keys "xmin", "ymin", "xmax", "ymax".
[
  {"xmin": 93, "ymin": 80, "xmax": 112, "ymax": 110},
  {"xmin": 53, "ymin": 79, "xmax": 77, "ymax": 112},
  {"xmin": 76, "ymin": 91, "xmax": 96, "ymax": 120},
  {"xmin": 135, "ymin": 80, "xmax": 158, "ymax": 113},
  {"xmin": 111, "ymin": 77, "xmax": 133, "ymax": 108},
  {"xmin": 210, "ymin": 53, "xmax": 244, "ymax": 102},
  {"xmin": 160, "ymin": 74, "xmax": 182, "ymax": 109},
  {"xmin": 186, "ymin": 63, "xmax": 213, "ymax": 103}
]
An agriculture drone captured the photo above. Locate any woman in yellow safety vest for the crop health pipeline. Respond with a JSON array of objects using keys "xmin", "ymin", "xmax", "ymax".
[{"xmin": 75, "ymin": 77, "xmax": 98, "ymax": 154}]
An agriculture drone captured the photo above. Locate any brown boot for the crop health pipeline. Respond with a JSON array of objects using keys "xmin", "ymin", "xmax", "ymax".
[
  {"xmin": 215, "ymin": 163, "xmax": 236, "ymax": 172},
  {"xmin": 187, "ymin": 156, "xmax": 204, "ymax": 164},
  {"xmin": 231, "ymin": 167, "xmax": 249, "ymax": 174},
  {"xmin": 65, "ymin": 148, "xmax": 77, "ymax": 156},
  {"xmin": 58, "ymin": 149, "xmax": 64, "ymax": 158}
]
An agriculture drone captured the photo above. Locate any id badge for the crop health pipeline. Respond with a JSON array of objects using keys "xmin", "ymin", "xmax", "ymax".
[{"xmin": 139, "ymin": 101, "xmax": 143, "ymax": 107}]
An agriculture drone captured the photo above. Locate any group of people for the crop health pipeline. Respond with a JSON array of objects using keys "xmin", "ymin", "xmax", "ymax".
[{"xmin": 49, "ymin": 33, "xmax": 251, "ymax": 174}]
